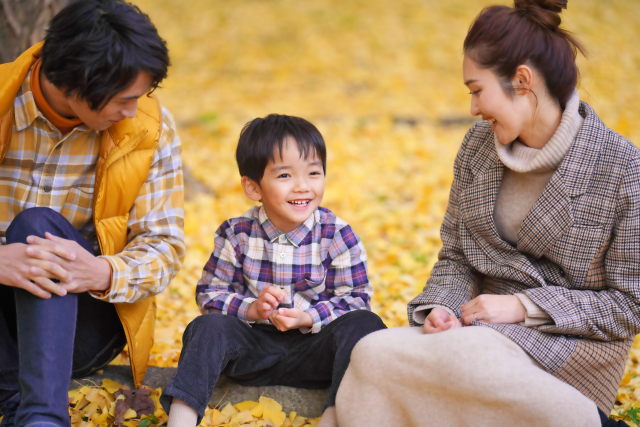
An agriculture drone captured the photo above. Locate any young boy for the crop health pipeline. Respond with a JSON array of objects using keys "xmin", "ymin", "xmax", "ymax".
[{"xmin": 160, "ymin": 114, "xmax": 386, "ymax": 427}]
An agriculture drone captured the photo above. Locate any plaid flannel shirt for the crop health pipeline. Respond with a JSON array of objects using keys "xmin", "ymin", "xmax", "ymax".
[
  {"xmin": 0, "ymin": 65, "xmax": 185, "ymax": 303},
  {"xmin": 196, "ymin": 206, "xmax": 372, "ymax": 333}
]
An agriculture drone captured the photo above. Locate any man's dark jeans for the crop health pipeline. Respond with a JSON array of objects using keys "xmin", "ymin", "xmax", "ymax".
[
  {"xmin": 0, "ymin": 208, "xmax": 126, "ymax": 427},
  {"xmin": 160, "ymin": 309, "xmax": 386, "ymax": 424}
]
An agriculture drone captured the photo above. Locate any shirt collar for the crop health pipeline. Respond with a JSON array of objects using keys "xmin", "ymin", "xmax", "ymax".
[
  {"xmin": 257, "ymin": 205, "xmax": 318, "ymax": 247},
  {"xmin": 13, "ymin": 65, "xmax": 90, "ymax": 135}
]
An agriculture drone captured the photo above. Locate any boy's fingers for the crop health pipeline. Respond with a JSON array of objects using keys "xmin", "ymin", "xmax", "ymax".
[
  {"xmin": 277, "ymin": 308, "xmax": 296, "ymax": 318},
  {"xmin": 262, "ymin": 293, "xmax": 278, "ymax": 307}
]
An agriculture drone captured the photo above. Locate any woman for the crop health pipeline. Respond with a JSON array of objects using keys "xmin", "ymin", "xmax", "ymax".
[{"xmin": 336, "ymin": 1, "xmax": 639, "ymax": 426}]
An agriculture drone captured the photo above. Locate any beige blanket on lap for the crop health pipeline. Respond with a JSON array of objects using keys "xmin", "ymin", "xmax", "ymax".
[{"xmin": 336, "ymin": 326, "xmax": 600, "ymax": 427}]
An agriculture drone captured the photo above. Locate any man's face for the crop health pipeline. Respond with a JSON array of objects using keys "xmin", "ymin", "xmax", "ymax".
[
  {"xmin": 67, "ymin": 71, "xmax": 153, "ymax": 131},
  {"xmin": 254, "ymin": 139, "xmax": 325, "ymax": 233}
]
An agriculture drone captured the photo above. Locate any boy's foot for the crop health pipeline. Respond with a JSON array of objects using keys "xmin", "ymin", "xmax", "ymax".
[
  {"xmin": 317, "ymin": 406, "xmax": 338, "ymax": 427},
  {"xmin": 0, "ymin": 393, "xmax": 20, "ymax": 427}
]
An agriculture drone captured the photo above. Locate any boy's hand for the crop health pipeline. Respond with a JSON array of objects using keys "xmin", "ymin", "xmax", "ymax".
[
  {"xmin": 423, "ymin": 307, "xmax": 462, "ymax": 334},
  {"xmin": 269, "ymin": 308, "xmax": 313, "ymax": 332},
  {"xmin": 246, "ymin": 286, "xmax": 285, "ymax": 321}
]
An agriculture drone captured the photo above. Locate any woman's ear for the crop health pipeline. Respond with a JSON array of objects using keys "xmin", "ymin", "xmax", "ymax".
[
  {"xmin": 513, "ymin": 64, "xmax": 533, "ymax": 94},
  {"xmin": 242, "ymin": 176, "xmax": 262, "ymax": 202}
]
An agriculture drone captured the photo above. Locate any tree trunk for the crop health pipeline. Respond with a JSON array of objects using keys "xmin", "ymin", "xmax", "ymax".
[{"xmin": 0, "ymin": 0, "xmax": 78, "ymax": 63}]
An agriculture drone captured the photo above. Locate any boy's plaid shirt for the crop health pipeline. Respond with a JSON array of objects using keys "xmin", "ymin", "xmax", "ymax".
[
  {"xmin": 196, "ymin": 206, "xmax": 373, "ymax": 333},
  {"xmin": 0, "ymin": 65, "xmax": 185, "ymax": 303}
]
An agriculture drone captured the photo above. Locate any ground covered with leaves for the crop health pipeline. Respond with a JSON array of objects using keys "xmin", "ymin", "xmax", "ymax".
[{"xmin": 102, "ymin": 0, "xmax": 640, "ymax": 425}]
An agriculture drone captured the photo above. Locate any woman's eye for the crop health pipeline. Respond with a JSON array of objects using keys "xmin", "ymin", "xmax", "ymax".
[{"xmin": 469, "ymin": 90, "xmax": 480, "ymax": 95}]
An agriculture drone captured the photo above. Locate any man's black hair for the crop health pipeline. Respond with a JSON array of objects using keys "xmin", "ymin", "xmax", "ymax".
[
  {"xmin": 236, "ymin": 114, "xmax": 327, "ymax": 184},
  {"xmin": 41, "ymin": 0, "xmax": 170, "ymax": 111}
]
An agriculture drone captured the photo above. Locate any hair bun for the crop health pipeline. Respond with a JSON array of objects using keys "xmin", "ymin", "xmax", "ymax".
[{"xmin": 514, "ymin": 0, "xmax": 567, "ymax": 30}]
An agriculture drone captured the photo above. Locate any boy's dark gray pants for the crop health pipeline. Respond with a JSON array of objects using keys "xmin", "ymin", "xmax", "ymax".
[{"xmin": 160, "ymin": 310, "xmax": 386, "ymax": 421}]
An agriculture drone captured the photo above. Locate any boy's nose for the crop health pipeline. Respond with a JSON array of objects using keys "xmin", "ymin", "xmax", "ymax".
[{"xmin": 293, "ymin": 178, "xmax": 311, "ymax": 192}]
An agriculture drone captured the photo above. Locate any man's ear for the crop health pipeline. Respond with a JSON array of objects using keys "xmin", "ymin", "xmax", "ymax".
[{"xmin": 241, "ymin": 176, "xmax": 262, "ymax": 202}]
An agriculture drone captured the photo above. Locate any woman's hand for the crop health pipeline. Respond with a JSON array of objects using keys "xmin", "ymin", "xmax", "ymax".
[
  {"xmin": 461, "ymin": 295, "xmax": 526, "ymax": 326},
  {"xmin": 423, "ymin": 307, "xmax": 462, "ymax": 334}
]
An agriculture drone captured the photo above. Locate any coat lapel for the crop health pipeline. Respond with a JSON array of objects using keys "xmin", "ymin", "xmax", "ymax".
[
  {"xmin": 459, "ymin": 132, "xmax": 517, "ymax": 260},
  {"xmin": 517, "ymin": 102, "xmax": 603, "ymax": 258}
]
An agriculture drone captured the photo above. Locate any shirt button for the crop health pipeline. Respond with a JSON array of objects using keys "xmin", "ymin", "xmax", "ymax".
[
  {"xmin": 43, "ymin": 185, "xmax": 52, "ymax": 193},
  {"xmin": 559, "ymin": 269, "xmax": 566, "ymax": 277},
  {"xmin": 280, "ymin": 235, "xmax": 286, "ymax": 242},
  {"xmin": 280, "ymin": 253, "xmax": 286, "ymax": 258}
]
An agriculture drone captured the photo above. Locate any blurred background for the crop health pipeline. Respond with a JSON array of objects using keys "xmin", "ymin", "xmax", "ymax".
[
  {"xmin": 5, "ymin": 0, "xmax": 638, "ymax": 417},
  {"xmin": 127, "ymin": 0, "xmax": 640, "ymax": 415}
]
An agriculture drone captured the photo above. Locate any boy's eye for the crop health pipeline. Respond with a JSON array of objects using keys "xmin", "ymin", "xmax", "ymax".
[
  {"xmin": 310, "ymin": 171, "xmax": 322, "ymax": 176},
  {"xmin": 277, "ymin": 173, "xmax": 290, "ymax": 178}
]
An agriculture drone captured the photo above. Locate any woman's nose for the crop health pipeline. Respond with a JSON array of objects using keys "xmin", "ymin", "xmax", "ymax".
[{"xmin": 470, "ymin": 100, "xmax": 480, "ymax": 117}]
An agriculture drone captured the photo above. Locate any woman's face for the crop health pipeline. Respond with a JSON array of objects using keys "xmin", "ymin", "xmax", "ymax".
[{"xmin": 462, "ymin": 54, "xmax": 530, "ymax": 145}]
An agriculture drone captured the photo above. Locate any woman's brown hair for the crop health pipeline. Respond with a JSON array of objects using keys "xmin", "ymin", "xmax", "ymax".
[{"xmin": 464, "ymin": 0, "xmax": 585, "ymax": 110}]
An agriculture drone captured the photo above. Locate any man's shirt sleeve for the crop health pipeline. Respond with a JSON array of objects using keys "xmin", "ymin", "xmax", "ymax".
[
  {"xmin": 92, "ymin": 107, "xmax": 185, "ymax": 302},
  {"xmin": 302, "ymin": 224, "xmax": 373, "ymax": 333},
  {"xmin": 195, "ymin": 221, "xmax": 257, "ymax": 323}
]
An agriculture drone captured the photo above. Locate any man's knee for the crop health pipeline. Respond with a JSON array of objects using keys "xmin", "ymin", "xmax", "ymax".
[{"xmin": 6, "ymin": 208, "xmax": 67, "ymax": 244}]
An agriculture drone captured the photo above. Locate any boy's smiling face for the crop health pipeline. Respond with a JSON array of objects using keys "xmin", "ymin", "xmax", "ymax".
[{"xmin": 242, "ymin": 137, "xmax": 325, "ymax": 233}]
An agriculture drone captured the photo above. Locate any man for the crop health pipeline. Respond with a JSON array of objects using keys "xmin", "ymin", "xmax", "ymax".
[{"xmin": 0, "ymin": 1, "xmax": 184, "ymax": 426}]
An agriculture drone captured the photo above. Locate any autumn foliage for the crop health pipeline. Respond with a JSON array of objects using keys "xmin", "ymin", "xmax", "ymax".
[{"xmin": 7, "ymin": 0, "xmax": 640, "ymax": 426}]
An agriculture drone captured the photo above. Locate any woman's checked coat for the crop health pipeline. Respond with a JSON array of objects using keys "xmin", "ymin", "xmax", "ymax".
[{"xmin": 408, "ymin": 102, "xmax": 640, "ymax": 412}]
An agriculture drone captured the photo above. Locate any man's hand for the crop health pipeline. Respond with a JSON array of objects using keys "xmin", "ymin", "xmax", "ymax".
[
  {"xmin": 246, "ymin": 286, "xmax": 285, "ymax": 322},
  {"xmin": 0, "ymin": 242, "xmax": 71, "ymax": 299},
  {"xmin": 460, "ymin": 295, "xmax": 526, "ymax": 326},
  {"xmin": 26, "ymin": 233, "xmax": 111, "ymax": 294},
  {"xmin": 269, "ymin": 308, "xmax": 313, "ymax": 332},
  {"xmin": 423, "ymin": 307, "xmax": 462, "ymax": 334}
]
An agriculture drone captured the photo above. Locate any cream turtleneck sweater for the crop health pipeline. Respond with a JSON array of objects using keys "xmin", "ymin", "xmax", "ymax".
[
  {"xmin": 495, "ymin": 89, "xmax": 584, "ymax": 326},
  {"xmin": 494, "ymin": 89, "xmax": 584, "ymax": 245}
]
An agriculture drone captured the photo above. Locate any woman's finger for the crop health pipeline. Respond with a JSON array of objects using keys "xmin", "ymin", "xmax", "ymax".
[{"xmin": 460, "ymin": 298, "xmax": 478, "ymax": 312}]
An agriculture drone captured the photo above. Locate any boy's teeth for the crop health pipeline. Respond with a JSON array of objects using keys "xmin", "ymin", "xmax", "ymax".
[{"xmin": 290, "ymin": 200, "xmax": 309, "ymax": 206}]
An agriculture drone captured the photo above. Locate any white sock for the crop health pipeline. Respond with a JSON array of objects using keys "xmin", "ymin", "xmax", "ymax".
[
  {"xmin": 317, "ymin": 406, "xmax": 338, "ymax": 427},
  {"xmin": 167, "ymin": 400, "xmax": 199, "ymax": 427}
]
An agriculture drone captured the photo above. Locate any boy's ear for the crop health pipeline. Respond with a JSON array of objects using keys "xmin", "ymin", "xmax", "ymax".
[{"xmin": 241, "ymin": 176, "xmax": 262, "ymax": 202}]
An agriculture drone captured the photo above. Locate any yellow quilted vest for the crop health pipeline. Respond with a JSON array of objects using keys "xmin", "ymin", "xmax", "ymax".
[{"xmin": 0, "ymin": 42, "xmax": 161, "ymax": 387}]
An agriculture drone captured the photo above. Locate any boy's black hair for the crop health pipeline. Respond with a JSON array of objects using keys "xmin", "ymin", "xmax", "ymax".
[
  {"xmin": 41, "ymin": 0, "xmax": 169, "ymax": 111},
  {"xmin": 236, "ymin": 114, "xmax": 327, "ymax": 184}
]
